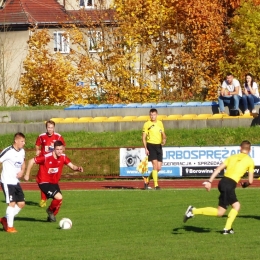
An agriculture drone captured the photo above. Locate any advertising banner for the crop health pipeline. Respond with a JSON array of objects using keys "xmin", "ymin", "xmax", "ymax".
[{"xmin": 119, "ymin": 146, "xmax": 260, "ymax": 178}]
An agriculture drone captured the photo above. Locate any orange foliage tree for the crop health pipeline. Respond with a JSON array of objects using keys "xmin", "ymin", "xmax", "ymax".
[
  {"xmin": 64, "ymin": 3, "xmax": 160, "ymax": 104},
  {"xmin": 15, "ymin": 28, "xmax": 96, "ymax": 106},
  {"xmin": 15, "ymin": 0, "xmax": 246, "ymax": 105}
]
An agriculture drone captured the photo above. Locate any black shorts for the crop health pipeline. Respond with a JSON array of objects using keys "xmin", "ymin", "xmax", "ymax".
[
  {"xmin": 218, "ymin": 177, "xmax": 238, "ymax": 209},
  {"xmin": 1, "ymin": 182, "xmax": 25, "ymax": 203},
  {"xmin": 147, "ymin": 143, "xmax": 163, "ymax": 162},
  {"xmin": 38, "ymin": 183, "xmax": 61, "ymax": 199}
]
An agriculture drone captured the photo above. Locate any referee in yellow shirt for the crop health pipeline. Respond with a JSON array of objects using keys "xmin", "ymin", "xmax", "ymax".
[
  {"xmin": 183, "ymin": 140, "xmax": 255, "ymax": 234},
  {"xmin": 142, "ymin": 109, "xmax": 167, "ymax": 190}
]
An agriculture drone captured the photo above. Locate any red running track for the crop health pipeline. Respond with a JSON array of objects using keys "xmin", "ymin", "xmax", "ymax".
[{"xmin": 20, "ymin": 179, "xmax": 260, "ymax": 190}]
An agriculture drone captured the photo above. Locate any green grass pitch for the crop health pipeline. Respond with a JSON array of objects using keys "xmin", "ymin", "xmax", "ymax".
[{"xmin": 1, "ymin": 188, "xmax": 260, "ymax": 260}]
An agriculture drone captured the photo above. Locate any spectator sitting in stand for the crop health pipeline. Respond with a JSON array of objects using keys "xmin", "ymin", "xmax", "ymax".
[
  {"xmin": 218, "ymin": 73, "xmax": 242, "ymax": 114},
  {"xmin": 241, "ymin": 73, "xmax": 260, "ymax": 114}
]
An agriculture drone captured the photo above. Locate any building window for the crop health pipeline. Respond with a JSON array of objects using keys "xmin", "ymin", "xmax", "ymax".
[
  {"xmin": 54, "ymin": 32, "xmax": 70, "ymax": 54},
  {"xmin": 88, "ymin": 31, "xmax": 102, "ymax": 52},
  {"xmin": 79, "ymin": 0, "xmax": 95, "ymax": 8}
]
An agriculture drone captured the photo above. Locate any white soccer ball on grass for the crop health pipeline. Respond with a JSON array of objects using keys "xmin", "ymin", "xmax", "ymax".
[{"xmin": 59, "ymin": 218, "xmax": 72, "ymax": 229}]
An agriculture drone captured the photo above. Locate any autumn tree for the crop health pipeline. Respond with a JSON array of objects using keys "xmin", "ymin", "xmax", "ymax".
[
  {"xmin": 16, "ymin": 0, "xmax": 246, "ymax": 105},
  {"xmin": 219, "ymin": 0, "xmax": 260, "ymax": 83},
  {"xmin": 15, "ymin": 28, "xmax": 96, "ymax": 106},
  {"xmin": 65, "ymin": 2, "xmax": 160, "ymax": 104}
]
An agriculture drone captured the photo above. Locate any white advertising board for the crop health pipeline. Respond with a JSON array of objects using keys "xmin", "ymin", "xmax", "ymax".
[{"xmin": 119, "ymin": 146, "xmax": 260, "ymax": 177}]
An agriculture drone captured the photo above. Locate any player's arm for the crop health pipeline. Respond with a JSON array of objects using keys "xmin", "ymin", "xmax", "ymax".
[
  {"xmin": 142, "ymin": 132, "xmax": 149, "ymax": 155},
  {"xmin": 203, "ymin": 163, "xmax": 226, "ymax": 191},
  {"xmin": 24, "ymin": 158, "xmax": 36, "ymax": 181},
  {"xmin": 161, "ymin": 131, "xmax": 166, "ymax": 146},
  {"xmin": 241, "ymin": 169, "xmax": 254, "ymax": 188},
  {"xmin": 35, "ymin": 145, "xmax": 41, "ymax": 156},
  {"xmin": 17, "ymin": 160, "xmax": 26, "ymax": 179},
  {"xmin": 67, "ymin": 162, "xmax": 83, "ymax": 172}
]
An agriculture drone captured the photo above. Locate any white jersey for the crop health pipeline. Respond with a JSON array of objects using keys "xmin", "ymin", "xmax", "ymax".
[
  {"xmin": 244, "ymin": 82, "xmax": 259, "ymax": 97},
  {"xmin": 222, "ymin": 78, "xmax": 242, "ymax": 97},
  {"xmin": 0, "ymin": 146, "xmax": 25, "ymax": 185}
]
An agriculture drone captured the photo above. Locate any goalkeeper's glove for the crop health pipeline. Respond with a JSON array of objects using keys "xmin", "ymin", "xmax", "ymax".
[{"xmin": 241, "ymin": 181, "xmax": 250, "ymax": 188}]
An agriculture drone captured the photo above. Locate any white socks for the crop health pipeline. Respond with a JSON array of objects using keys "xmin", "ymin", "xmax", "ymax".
[{"xmin": 6, "ymin": 205, "xmax": 21, "ymax": 228}]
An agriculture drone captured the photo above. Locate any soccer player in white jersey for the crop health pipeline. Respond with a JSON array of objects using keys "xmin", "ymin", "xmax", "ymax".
[{"xmin": 0, "ymin": 132, "xmax": 26, "ymax": 233}]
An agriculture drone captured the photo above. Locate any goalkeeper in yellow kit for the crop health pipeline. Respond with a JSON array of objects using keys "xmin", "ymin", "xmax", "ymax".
[
  {"xmin": 183, "ymin": 140, "xmax": 254, "ymax": 234},
  {"xmin": 142, "ymin": 109, "xmax": 167, "ymax": 190}
]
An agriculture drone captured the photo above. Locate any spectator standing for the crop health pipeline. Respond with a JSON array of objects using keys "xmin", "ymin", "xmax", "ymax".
[
  {"xmin": 35, "ymin": 120, "xmax": 65, "ymax": 207},
  {"xmin": 241, "ymin": 73, "xmax": 260, "ymax": 114},
  {"xmin": 218, "ymin": 73, "xmax": 242, "ymax": 114},
  {"xmin": 0, "ymin": 132, "xmax": 26, "ymax": 233},
  {"xmin": 142, "ymin": 109, "xmax": 166, "ymax": 190}
]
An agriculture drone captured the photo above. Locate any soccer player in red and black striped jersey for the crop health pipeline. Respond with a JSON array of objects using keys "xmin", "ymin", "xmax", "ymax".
[
  {"xmin": 35, "ymin": 120, "xmax": 66, "ymax": 207},
  {"xmin": 24, "ymin": 140, "xmax": 83, "ymax": 222}
]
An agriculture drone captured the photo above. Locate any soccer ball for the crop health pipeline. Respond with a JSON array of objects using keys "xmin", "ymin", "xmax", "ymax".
[{"xmin": 59, "ymin": 218, "xmax": 72, "ymax": 229}]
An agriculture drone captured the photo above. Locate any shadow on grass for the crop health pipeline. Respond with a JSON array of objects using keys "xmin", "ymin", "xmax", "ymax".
[
  {"xmin": 238, "ymin": 215, "xmax": 260, "ymax": 221},
  {"xmin": 25, "ymin": 201, "xmax": 40, "ymax": 207},
  {"xmin": 172, "ymin": 225, "xmax": 211, "ymax": 234},
  {"xmin": 15, "ymin": 217, "xmax": 48, "ymax": 223},
  {"xmin": 103, "ymin": 186, "xmax": 136, "ymax": 190},
  {"xmin": 2, "ymin": 200, "xmax": 40, "ymax": 207}
]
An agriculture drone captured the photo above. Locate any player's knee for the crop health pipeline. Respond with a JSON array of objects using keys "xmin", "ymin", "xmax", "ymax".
[
  {"xmin": 54, "ymin": 192, "xmax": 63, "ymax": 200},
  {"xmin": 232, "ymin": 201, "xmax": 240, "ymax": 212},
  {"xmin": 18, "ymin": 201, "xmax": 26, "ymax": 209}
]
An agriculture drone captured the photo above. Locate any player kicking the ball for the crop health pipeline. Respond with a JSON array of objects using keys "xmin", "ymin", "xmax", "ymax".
[
  {"xmin": 183, "ymin": 140, "xmax": 254, "ymax": 235},
  {"xmin": 24, "ymin": 140, "xmax": 83, "ymax": 222}
]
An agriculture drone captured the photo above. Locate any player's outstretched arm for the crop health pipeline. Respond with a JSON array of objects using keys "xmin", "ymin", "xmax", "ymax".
[
  {"xmin": 24, "ymin": 158, "xmax": 36, "ymax": 181},
  {"xmin": 67, "ymin": 162, "xmax": 83, "ymax": 172}
]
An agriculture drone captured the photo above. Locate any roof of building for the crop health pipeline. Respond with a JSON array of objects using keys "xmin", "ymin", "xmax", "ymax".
[
  {"xmin": 0, "ymin": 0, "xmax": 68, "ymax": 25},
  {"xmin": 0, "ymin": 0, "xmax": 115, "ymax": 27}
]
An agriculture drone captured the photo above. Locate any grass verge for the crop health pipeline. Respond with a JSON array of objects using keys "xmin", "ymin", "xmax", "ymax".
[{"xmin": 1, "ymin": 189, "xmax": 260, "ymax": 260}]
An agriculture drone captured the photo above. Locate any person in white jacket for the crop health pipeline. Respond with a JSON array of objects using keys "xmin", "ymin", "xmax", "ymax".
[{"xmin": 241, "ymin": 73, "xmax": 260, "ymax": 114}]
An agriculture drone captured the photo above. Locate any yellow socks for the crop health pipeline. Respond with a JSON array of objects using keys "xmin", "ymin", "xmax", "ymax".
[
  {"xmin": 152, "ymin": 170, "xmax": 158, "ymax": 187},
  {"xmin": 192, "ymin": 207, "xmax": 218, "ymax": 216},
  {"xmin": 225, "ymin": 208, "xmax": 238, "ymax": 230}
]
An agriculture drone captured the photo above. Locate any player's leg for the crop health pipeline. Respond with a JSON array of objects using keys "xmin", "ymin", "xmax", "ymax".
[
  {"xmin": 151, "ymin": 145, "xmax": 163, "ymax": 190},
  {"xmin": 224, "ymin": 201, "xmax": 240, "ymax": 234},
  {"xmin": 49, "ymin": 192, "xmax": 63, "ymax": 216},
  {"xmin": 183, "ymin": 205, "xmax": 225, "ymax": 223},
  {"xmin": 151, "ymin": 160, "xmax": 159, "ymax": 189},
  {"xmin": 146, "ymin": 143, "xmax": 161, "ymax": 189},
  {"xmin": 145, "ymin": 143, "xmax": 155, "ymax": 189},
  {"xmin": 222, "ymin": 185, "xmax": 240, "ymax": 234},
  {"xmin": 14, "ymin": 183, "xmax": 25, "ymax": 217},
  {"xmin": 154, "ymin": 144, "xmax": 163, "ymax": 190},
  {"xmin": 39, "ymin": 183, "xmax": 58, "ymax": 222},
  {"xmin": 39, "ymin": 190, "xmax": 47, "ymax": 207},
  {"xmin": 38, "ymin": 165, "xmax": 47, "ymax": 207},
  {"xmin": 0, "ymin": 183, "xmax": 24, "ymax": 232},
  {"xmin": 41, "ymin": 183, "xmax": 63, "ymax": 222}
]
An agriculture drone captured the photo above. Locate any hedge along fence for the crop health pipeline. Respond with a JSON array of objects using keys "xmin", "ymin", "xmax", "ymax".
[{"xmin": 19, "ymin": 148, "xmax": 121, "ymax": 180}]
